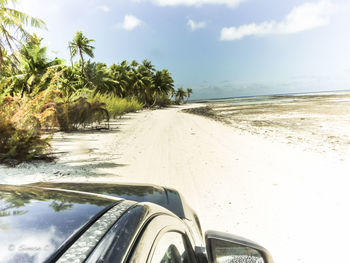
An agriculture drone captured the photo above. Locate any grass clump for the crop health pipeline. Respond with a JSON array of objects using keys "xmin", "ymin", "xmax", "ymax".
[
  {"xmin": 92, "ymin": 94, "xmax": 143, "ymax": 118},
  {"xmin": 55, "ymin": 97, "xmax": 110, "ymax": 131}
]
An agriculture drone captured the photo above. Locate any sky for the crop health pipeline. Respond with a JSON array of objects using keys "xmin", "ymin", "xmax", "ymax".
[{"xmin": 15, "ymin": 0, "xmax": 350, "ymax": 99}]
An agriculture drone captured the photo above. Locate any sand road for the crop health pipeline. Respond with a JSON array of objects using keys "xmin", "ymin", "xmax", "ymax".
[{"xmin": 1, "ymin": 105, "xmax": 350, "ymax": 263}]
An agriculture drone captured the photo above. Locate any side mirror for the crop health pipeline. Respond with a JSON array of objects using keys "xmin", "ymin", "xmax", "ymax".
[{"xmin": 205, "ymin": 231, "xmax": 274, "ymax": 263}]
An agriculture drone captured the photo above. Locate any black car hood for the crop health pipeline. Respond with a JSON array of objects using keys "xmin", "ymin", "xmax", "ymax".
[{"xmin": 0, "ymin": 185, "xmax": 116, "ymax": 263}]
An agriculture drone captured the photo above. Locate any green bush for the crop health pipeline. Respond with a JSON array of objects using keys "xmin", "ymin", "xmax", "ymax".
[{"xmin": 0, "ymin": 115, "xmax": 51, "ymax": 165}]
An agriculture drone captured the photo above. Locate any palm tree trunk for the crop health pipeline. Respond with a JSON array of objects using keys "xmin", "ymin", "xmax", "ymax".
[
  {"xmin": 0, "ymin": 48, "xmax": 3, "ymax": 69},
  {"xmin": 21, "ymin": 84, "xmax": 26, "ymax": 98},
  {"xmin": 69, "ymin": 47, "xmax": 73, "ymax": 67},
  {"xmin": 151, "ymin": 95, "xmax": 157, "ymax": 107},
  {"xmin": 79, "ymin": 49, "xmax": 84, "ymax": 75}
]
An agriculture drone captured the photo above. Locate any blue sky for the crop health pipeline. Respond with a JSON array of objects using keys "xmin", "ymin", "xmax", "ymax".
[{"xmin": 16, "ymin": 0, "xmax": 350, "ymax": 99}]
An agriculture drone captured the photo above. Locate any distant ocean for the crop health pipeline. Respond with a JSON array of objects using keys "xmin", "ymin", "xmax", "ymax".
[{"xmin": 194, "ymin": 90, "xmax": 350, "ymax": 107}]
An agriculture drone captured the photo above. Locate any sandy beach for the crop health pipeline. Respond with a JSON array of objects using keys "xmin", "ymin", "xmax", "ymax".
[{"xmin": 1, "ymin": 94, "xmax": 350, "ymax": 263}]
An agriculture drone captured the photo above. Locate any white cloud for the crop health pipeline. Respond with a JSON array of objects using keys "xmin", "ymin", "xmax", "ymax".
[
  {"xmin": 122, "ymin": 15, "xmax": 142, "ymax": 31},
  {"xmin": 97, "ymin": 5, "xmax": 110, "ymax": 12},
  {"xmin": 135, "ymin": 0, "xmax": 245, "ymax": 8},
  {"xmin": 188, "ymin": 19, "xmax": 206, "ymax": 31},
  {"xmin": 221, "ymin": 0, "xmax": 335, "ymax": 41}
]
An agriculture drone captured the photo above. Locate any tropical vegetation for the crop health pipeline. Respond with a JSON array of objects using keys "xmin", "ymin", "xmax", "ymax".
[{"xmin": 0, "ymin": 0, "xmax": 193, "ymax": 164}]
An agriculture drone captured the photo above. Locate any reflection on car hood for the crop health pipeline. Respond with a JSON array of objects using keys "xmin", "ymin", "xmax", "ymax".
[{"xmin": 0, "ymin": 185, "xmax": 116, "ymax": 263}]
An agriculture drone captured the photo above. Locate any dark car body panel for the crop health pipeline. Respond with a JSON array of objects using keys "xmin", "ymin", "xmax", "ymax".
[
  {"xmin": 126, "ymin": 210, "xmax": 199, "ymax": 263},
  {"xmin": 0, "ymin": 182, "xmax": 203, "ymax": 262},
  {"xmin": 0, "ymin": 185, "xmax": 117, "ymax": 263},
  {"xmin": 27, "ymin": 182, "xmax": 203, "ymax": 239}
]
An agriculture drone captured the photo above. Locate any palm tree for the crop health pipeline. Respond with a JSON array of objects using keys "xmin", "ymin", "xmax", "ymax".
[
  {"xmin": 186, "ymin": 88, "xmax": 193, "ymax": 103},
  {"xmin": 152, "ymin": 69, "xmax": 174, "ymax": 105},
  {"xmin": 130, "ymin": 65, "xmax": 153, "ymax": 105},
  {"xmin": 0, "ymin": 49, "xmax": 15, "ymax": 76},
  {"xmin": 153, "ymin": 70, "xmax": 174, "ymax": 94},
  {"xmin": 86, "ymin": 62, "xmax": 122, "ymax": 96},
  {"xmin": 2, "ymin": 34, "xmax": 63, "ymax": 96},
  {"xmin": 109, "ymin": 63, "xmax": 129, "ymax": 97},
  {"xmin": 19, "ymin": 35, "xmax": 62, "ymax": 96},
  {"xmin": 68, "ymin": 31, "xmax": 95, "ymax": 75},
  {"xmin": 142, "ymin": 59, "xmax": 155, "ymax": 73},
  {"xmin": 130, "ymin": 60, "xmax": 139, "ymax": 69},
  {"xmin": 0, "ymin": 0, "xmax": 45, "ymax": 67},
  {"xmin": 175, "ymin": 87, "xmax": 186, "ymax": 105}
]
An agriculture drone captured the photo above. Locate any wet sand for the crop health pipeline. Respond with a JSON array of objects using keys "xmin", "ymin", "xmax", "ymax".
[{"xmin": 198, "ymin": 92, "xmax": 350, "ymax": 159}]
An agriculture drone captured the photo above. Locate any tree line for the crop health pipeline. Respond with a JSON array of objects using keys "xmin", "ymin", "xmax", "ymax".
[
  {"xmin": 1, "ymin": 31, "xmax": 193, "ymax": 106},
  {"xmin": 0, "ymin": 0, "xmax": 193, "ymax": 164}
]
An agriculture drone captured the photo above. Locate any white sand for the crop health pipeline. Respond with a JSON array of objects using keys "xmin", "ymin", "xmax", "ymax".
[{"xmin": 1, "ymin": 105, "xmax": 350, "ymax": 263}]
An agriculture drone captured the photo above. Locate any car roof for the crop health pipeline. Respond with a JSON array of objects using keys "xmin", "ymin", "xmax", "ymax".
[
  {"xmin": 26, "ymin": 182, "xmax": 186, "ymax": 218},
  {"xmin": 28, "ymin": 182, "xmax": 203, "ymax": 243}
]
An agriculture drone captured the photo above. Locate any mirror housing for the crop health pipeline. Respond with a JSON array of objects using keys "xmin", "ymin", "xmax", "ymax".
[{"xmin": 205, "ymin": 230, "xmax": 274, "ymax": 263}]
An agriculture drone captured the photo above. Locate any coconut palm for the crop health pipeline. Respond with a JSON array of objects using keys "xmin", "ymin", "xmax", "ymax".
[
  {"xmin": 151, "ymin": 69, "xmax": 174, "ymax": 105},
  {"xmin": 0, "ymin": 49, "xmax": 15, "ymax": 76},
  {"xmin": 142, "ymin": 59, "xmax": 155, "ymax": 74},
  {"xmin": 130, "ymin": 65, "xmax": 153, "ymax": 105},
  {"xmin": 186, "ymin": 88, "xmax": 193, "ymax": 103},
  {"xmin": 68, "ymin": 31, "xmax": 95, "ymax": 75},
  {"xmin": 175, "ymin": 87, "xmax": 186, "ymax": 105},
  {"xmin": 130, "ymin": 60, "xmax": 139, "ymax": 69},
  {"xmin": 2, "ymin": 34, "xmax": 63, "ymax": 96},
  {"xmin": 86, "ymin": 62, "xmax": 122, "ymax": 96},
  {"xmin": 138, "ymin": 62, "xmax": 157, "ymax": 105},
  {"xmin": 0, "ymin": 0, "xmax": 45, "ymax": 67},
  {"xmin": 153, "ymin": 70, "xmax": 174, "ymax": 94},
  {"xmin": 109, "ymin": 63, "xmax": 130, "ymax": 97}
]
